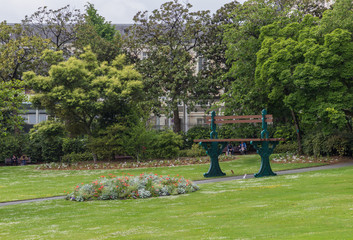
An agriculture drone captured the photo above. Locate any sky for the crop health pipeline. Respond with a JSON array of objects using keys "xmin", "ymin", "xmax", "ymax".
[{"xmin": 1, "ymin": 0, "xmax": 247, "ymax": 24}]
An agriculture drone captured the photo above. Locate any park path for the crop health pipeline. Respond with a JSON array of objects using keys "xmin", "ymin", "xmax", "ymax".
[{"xmin": 1, "ymin": 161, "xmax": 353, "ymax": 207}]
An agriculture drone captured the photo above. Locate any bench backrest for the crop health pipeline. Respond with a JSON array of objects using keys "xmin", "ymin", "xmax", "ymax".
[{"xmin": 206, "ymin": 114, "xmax": 273, "ymax": 124}]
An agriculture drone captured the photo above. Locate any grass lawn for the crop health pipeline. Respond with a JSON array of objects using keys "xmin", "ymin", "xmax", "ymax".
[
  {"xmin": 0, "ymin": 154, "xmax": 327, "ymax": 202},
  {"xmin": 1, "ymin": 166, "xmax": 353, "ymax": 239}
]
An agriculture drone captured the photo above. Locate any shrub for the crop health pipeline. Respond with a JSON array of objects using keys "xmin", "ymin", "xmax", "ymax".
[
  {"xmin": 28, "ymin": 120, "xmax": 66, "ymax": 162},
  {"xmin": 66, "ymin": 173, "xmax": 199, "ymax": 201},
  {"xmin": 148, "ymin": 130, "xmax": 183, "ymax": 159},
  {"xmin": 62, "ymin": 137, "xmax": 87, "ymax": 155},
  {"xmin": 124, "ymin": 128, "xmax": 183, "ymax": 160},
  {"xmin": 179, "ymin": 143, "xmax": 207, "ymax": 157},
  {"xmin": 183, "ymin": 126, "xmax": 209, "ymax": 149},
  {"xmin": 61, "ymin": 152, "xmax": 93, "ymax": 163},
  {"xmin": 0, "ymin": 134, "xmax": 29, "ymax": 163},
  {"xmin": 303, "ymin": 132, "xmax": 353, "ymax": 157},
  {"xmin": 274, "ymin": 142, "xmax": 298, "ymax": 154}
]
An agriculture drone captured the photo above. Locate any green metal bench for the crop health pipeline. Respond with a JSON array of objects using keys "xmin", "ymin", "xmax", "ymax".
[{"xmin": 194, "ymin": 109, "xmax": 284, "ymax": 178}]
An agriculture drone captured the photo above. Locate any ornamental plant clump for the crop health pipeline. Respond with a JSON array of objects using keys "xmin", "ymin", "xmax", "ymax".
[{"xmin": 66, "ymin": 173, "xmax": 199, "ymax": 202}]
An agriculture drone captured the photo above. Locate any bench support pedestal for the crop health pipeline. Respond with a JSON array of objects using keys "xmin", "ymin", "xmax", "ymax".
[
  {"xmin": 200, "ymin": 142, "xmax": 227, "ymax": 177},
  {"xmin": 251, "ymin": 140, "xmax": 279, "ymax": 178}
]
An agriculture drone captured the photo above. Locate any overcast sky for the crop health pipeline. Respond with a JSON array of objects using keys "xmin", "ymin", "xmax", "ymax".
[{"xmin": 1, "ymin": 0, "xmax": 247, "ymax": 24}]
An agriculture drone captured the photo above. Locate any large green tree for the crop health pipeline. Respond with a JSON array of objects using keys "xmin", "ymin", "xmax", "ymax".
[
  {"xmin": 123, "ymin": 0, "xmax": 210, "ymax": 132},
  {"xmin": 255, "ymin": 0, "xmax": 353, "ymax": 152},
  {"xmin": 0, "ymin": 21, "xmax": 49, "ymax": 135},
  {"xmin": 195, "ymin": 1, "xmax": 240, "ymax": 106},
  {"xmin": 0, "ymin": 22, "xmax": 50, "ymax": 81},
  {"xmin": 24, "ymin": 48, "xmax": 144, "ymax": 161},
  {"xmin": 0, "ymin": 80, "xmax": 26, "ymax": 136},
  {"xmin": 222, "ymin": 0, "xmax": 291, "ymax": 117},
  {"xmin": 74, "ymin": 3, "xmax": 122, "ymax": 63}
]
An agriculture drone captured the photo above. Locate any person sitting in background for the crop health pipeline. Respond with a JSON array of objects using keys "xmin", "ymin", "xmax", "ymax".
[
  {"xmin": 11, "ymin": 155, "xmax": 18, "ymax": 166},
  {"xmin": 20, "ymin": 155, "xmax": 28, "ymax": 165},
  {"xmin": 226, "ymin": 143, "xmax": 233, "ymax": 156},
  {"xmin": 239, "ymin": 142, "xmax": 247, "ymax": 154}
]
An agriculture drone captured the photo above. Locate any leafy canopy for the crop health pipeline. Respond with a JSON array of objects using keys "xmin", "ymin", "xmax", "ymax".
[{"xmin": 24, "ymin": 48, "xmax": 144, "ymax": 137}]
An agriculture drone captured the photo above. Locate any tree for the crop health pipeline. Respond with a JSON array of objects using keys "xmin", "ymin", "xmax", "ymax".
[
  {"xmin": 255, "ymin": 15, "xmax": 320, "ymax": 153},
  {"xmin": 0, "ymin": 80, "xmax": 26, "ymax": 136},
  {"xmin": 195, "ymin": 1, "xmax": 240, "ymax": 106},
  {"xmin": 0, "ymin": 21, "xmax": 50, "ymax": 81},
  {"xmin": 22, "ymin": 5, "xmax": 83, "ymax": 57},
  {"xmin": 123, "ymin": 0, "xmax": 210, "ymax": 132},
  {"xmin": 0, "ymin": 21, "xmax": 49, "ymax": 136},
  {"xmin": 255, "ymin": 1, "xmax": 353, "ymax": 153},
  {"xmin": 74, "ymin": 3, "xmax": 122, "ymax": 62},
  {"xmin": 223, "ymin": 0, "xmax": 289, "ymax": 116},
  {"xmin": 24, "ymin": 48, "xmax": 144, "ymax": 161},
  {"xmin": 275, "ymin": 0, "xmax": 330, "ymax": 18}
]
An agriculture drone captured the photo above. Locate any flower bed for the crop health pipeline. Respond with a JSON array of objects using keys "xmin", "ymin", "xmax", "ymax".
[
  {"xmin": 66, "ymin": 173, "xmax": 200, "ymax": 202},
  {"xmin": 271, "ymin": 153, "xmax": 342, "ymax": 164},
  {"xmin": 36, "ymin": 155, "xmax": 237, "ymax": 170}
]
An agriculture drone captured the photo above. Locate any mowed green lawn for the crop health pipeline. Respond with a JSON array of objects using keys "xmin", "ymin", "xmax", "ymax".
[
  {"xmin": 1, "ymin": 166, "xmax": 353, "ymax": 239},
  {"xmin": 0, "ymin": 154, "xmax": 325, "ymax": 202}
]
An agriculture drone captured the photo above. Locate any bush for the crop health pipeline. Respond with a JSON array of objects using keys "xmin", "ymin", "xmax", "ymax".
[
  {"xmin": 179, "ymin": 143, "xmax": 207, "ymax": 157},
  {"xmin": 303, "ymin": 132, "xmax": 353, "ymax": 157},
  {"xmin": 28, "ymin": 120, "xmax": 66, "ymax": 162},
  {"xmin": 66, "ymin": 173, "xmax": 199, "ymax": 201},
  {"xmin": 0, "ymin": 134, "xmax": 29, "ymax": 163},
  {"xmin": 147, "ymin": 130, "xmax": 183, "ymax": 159},
  {"xmin": 274, "ymin": 142, "xmax": 298, "ymax": 154},
  {"xmin": 62, "ymin": 137, "xmax": 87, "ymax": 155},
  {"xmin": 183, "ymin": 126, "xmax": 210, "ymax": 149},
  {"xmin": 123, "ymin": 126, "xmax": 183, "ymax": 160},
  {"xmin": 61, "ymin": 152, "xmax": 93, "ymax": 163}
]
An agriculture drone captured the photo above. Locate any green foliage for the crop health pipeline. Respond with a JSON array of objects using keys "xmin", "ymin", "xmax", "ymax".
[
  {"xmin": 0, "ymin": 81, "xmax": 27, "ymax": 135},
  {"xmin": 218, "ymin": 124, "xmax": 261, "ymax": 139},
  {"xmin": 61, "ymin": 152, "xmax": 93, "ymax": 163},
  {"xmin": 84, "ymin": 3, "xmax": 117, "ymax": 41},
  {"xmin": 0, "ymin": 21, "xmax": 51, "ymax": 81},
  {"xmin": 183, "ymin": 126, "xmax": 210, "ymax": 149},
  {"xmin": 273, "ymin": 123, "xmax": 296, "ymax": 140},
  {"xmin": 25, "ymin": 48, "xmax": 144, "ymax": 141},
  {"xmin": 86, "ymin": 124, "xmax": 127, "ymax": 161},
  {"xmin": 0, "ymin": 134, "xmax": 29, "ymax": 163},
  {"xmin": 75, "ymin": 3, "xmax": 121, "ymax": 62},
  {"xmin": 256, "ymin": 2, "xmax": 353, "ymax": 135},
  {"xmin": 28, "ymin": 120, "xmax": 66, "ymax": 162},
  {"xmin": 123, "ymin": 0, "xmax": 211, "ymax": 132},
  {"xmin": 223, "ymin": 0, "xmax": 289, "ymax": 116},
  {"xmin": 274, "ymin": 142, "xmax": 298, "ymax": 154},
  {"xmin": 303, "ymin": 132, "xmax": 353, "ymax": 157},
  {"xmin": 179, "ymin": 144, "xmax": 207, "ymax": 157},
  {"xmin": 62, "ymin": 137, "xmax": 87, "ymax": 155},
  {"xmin": 195, "ymin": 1, "xmax": 240, "ymax": 106},
  {"xmin": 146, "ymin": 130, "xmax": 184, "ymax": 159},
  {"xmin": 123, "ymin": 127, "xmax": 183, "ymax": 160},
  {"xmin": 66, "ymin": 173, "xmax": 199, "ymax": 201}
]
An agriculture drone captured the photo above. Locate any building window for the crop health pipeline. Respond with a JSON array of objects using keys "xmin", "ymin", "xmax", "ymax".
[
  {"xmin": 197, "ymin": 56, "xmax": 206, "ymax": 73},
  {"xmin": 197, "ymin": 118, "xmax": 204, "ymax": 125}
]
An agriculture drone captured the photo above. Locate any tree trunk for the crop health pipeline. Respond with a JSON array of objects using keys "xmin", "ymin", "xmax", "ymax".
[
  {"xmin": 291, "ymin": 109, "xmax": 303, "ymax": 154},
  {"xmin": 92, "ymin": 153, "xmax": 98, "ymax": 163},
  {"xmin": 173, "ymin": 108, "xmax": 181, "ymax": 133}
]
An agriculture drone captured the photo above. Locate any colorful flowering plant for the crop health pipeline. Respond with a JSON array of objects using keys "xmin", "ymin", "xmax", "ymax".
[{"xmin": 66, "ymin": 173, "xmax": 199, "ymax": 202}]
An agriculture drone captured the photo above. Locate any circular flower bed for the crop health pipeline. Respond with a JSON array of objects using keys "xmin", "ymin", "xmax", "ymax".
[{"xmin": 66, "ymin": 173, "xmax": 200, "ymax": 202}]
